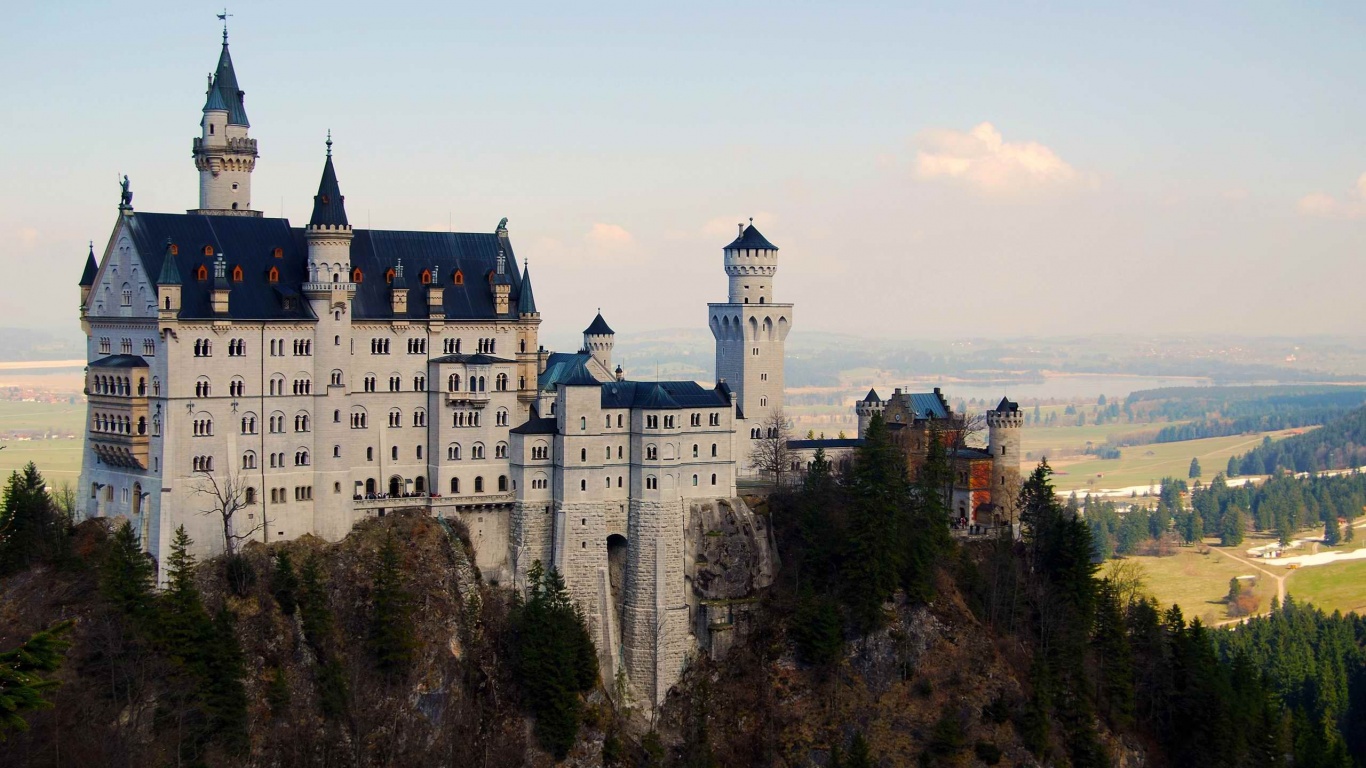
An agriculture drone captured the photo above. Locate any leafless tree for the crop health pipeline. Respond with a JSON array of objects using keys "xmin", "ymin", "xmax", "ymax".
[
  {"xmin": 748, "ymin": 408, "xmax": 795, "ymax": 488},
  {"xmin": 1102, "ymin": 558, "xmax": 1149, "ymax": 607},
  {"xmin": 192, "ymin": 468, "xmax": 261, "ymax": 556}
]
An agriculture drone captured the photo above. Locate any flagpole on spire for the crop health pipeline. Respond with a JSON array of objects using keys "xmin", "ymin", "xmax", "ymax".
[{"xmin": 217, "ymin": 8, "xmax": 233, "ymax": 42}]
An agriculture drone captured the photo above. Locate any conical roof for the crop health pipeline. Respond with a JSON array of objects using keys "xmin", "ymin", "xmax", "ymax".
[
  {"xmin": 861, "ymin": 388, "xmax": 880, "ymax": 404},
  {"xmin": 204, "ymin": 40, "xmax": 250, "ymax": 126},
  {"xmin": 79, "ymin": 244, "xmax": 98, "ymax": 287},
  {"xmin": 309, "ymin": 138, "xmax": 349, "ymax": 227},
  {"xmin": 584, "ymin": 312, "xmax": 614, "ymax": 336},
  {"xmin": 517, "ymin": 264, "xmax": 538, "ymax": 314},
  {"xmin": 723, "ymin": 223, "xmax": 778, "ymax": 250},
  {"xmin": 156, "ymin": 240, "xmax": 182, "ymax": 286}
]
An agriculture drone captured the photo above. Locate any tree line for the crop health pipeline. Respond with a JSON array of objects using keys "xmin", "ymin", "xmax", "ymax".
[{"xmin": 1228, "ymin": 406, "xmax": 1366, "ymax": 476}]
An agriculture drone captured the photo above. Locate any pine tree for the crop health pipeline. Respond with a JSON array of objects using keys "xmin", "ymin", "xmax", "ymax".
[
  {"xmin": 1188, "ymin": 457, "xmax": 1202, "ymax": 479},
  {"xmin": 0, "ymin": 620, "xmax": 73, "ymax": 738},
  {"xmin": 100, "ymin": 520, "xmax": 156, "ymax": 626},
  {"xmin": 1323, "ymin": 515, "xmax": 1341, "ymax": 546},
  {"xmin": 271, "ymin": 549, "xmax": 299, "ymax": 616},
  {"xmin": 513, "ymin": 561, "xmax": 599, "ymax": 759},
  {"xmin": 1092, "ymin": 579, "xmax": 1135, "ymax": 724},
  {"xmin": 1221, "ymin": 506, "xmax": 1246, "ymax": 547},
  {"xmin": 202, "ymin": 607, "xmax": 249, "ymax": 755},
  {"xmin": 159, "ymin": 526, "xmax": 213, "ymax": 666},
  {"xmin": 846, "ymin": 731, "xmax": 872, "ymax": 768},
  {"xmin": 843, "ymin": 414, "xmax": 905, "ymax": 631},
  {"xmin": 297, "ymin": 554, "xmax": 348, "ymax": 719},
  {"xmin": 368, "ymin": 532, "xmax": 416, "ymax": 677},
  {"xmin": 0, "ymin": 463, "xmax": 60, "ymax": 576}
]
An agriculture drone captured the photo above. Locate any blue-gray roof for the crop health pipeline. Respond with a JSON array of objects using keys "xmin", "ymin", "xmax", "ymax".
[
  {"xmin": 906, "ymin": 392, "xmax": 950, "ymax": 420},
  {"xmin": 599, "ymin": 380, "xmax": 730, "ymax": 410},
  {"xmin": 994, "ymin": 397, "xmax": 1019, "ymax": 413},
  {"xmin": 723, "ymin": 223, "xmax": 777, "ymax": 251},
  {"xmin": 788, "ymin": 438, "xmax": 863, "ymax": 450},
  {"xmin": 510, "ymin": 417, "xmax": 557, "ymax": 435},
  {"xmin": 205, "ymin": 41, "xmax": 249, "ymax": 127},
  {"xmin": 517, "ymin": 264, "xmax": 537, "ymax": 314},
  {"xmin": 861, "ymin": 388, "xmax": 880, "ymax": 404},
  {"xmin": 539, "ymin": 352, "xmax": 598, "ymax": 390},
  {"xmin": 122, "ymin": 211, "xmax": 530, "ymax": 321},
  {"xmin": 90, "ymin": 354, "xmax": 149, "ymax": 368},
  {"xmin": 430, "ymin": 353, "xmax": 512, "ymax": 365},
  {"xmin": 308, "ymin": 152, "xmax": 348, "ymax": 227},
  {"xmin": 584, "ymin": 312, "xmax": 614, "ymax": 336},
  {"xmin": 79, "ymin": 245, "xmax": 98, "ymax": 287}
]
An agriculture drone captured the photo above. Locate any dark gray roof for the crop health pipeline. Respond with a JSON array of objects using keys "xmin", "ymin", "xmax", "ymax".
[
  {"xmin": 90, "ymin": 354, "xmax": 149, "ymax": 368},
  {"xmin": 206, "ymin": 41, "xmax": 249, "ymax": 126},
  {"xmin": 122, "ymin": 211, "xmax": 529, "ymax": 321},
  {"xmin": 723, "ymin": 223, "xmax": 777, "ymax": 251},
  {"xmin": 584, "ymin": 312, "xmax": 614, "ymax": 336},
  {"xmin": 539, "ymin": 352, "xmax": 597, "ymax": 391},
  {"xmin": 599, "ymin": 380, "xmax": 731, "ymax": 410},
  {"xmin": 896, "ymin": 391, "xmax": 951, "ymax": 420},
  {"xmin": 510, "ymin": 417, "xmax": 557, "ymax": 435},
  {"xmin": 79, "ymin": 245, "xmax": 98, "ymax": 287},
  {"xmin": 517, "ymin": 264, "xmax": 537, "ymax": 314},
  {"xmin": 308, "ymin": 149, "xmax": 348, "ymax": 227},
  {"xmin": 430, "ymin": 353, "xmax": 513, "ymax": 365},
  {"xmin": 788, "ymin": 438, "xmax": 863, "ymax": 450},
  {"xmin": 950, "ymin": 447, "xmax": 993, "ymax": 460},
  {"xmin": 861, "ymin": 388, "xmax": 880, "ymax": 404},
  {"xmin": 156, "ymin": 240, "xmax": 181, "ymax": 285},
  {"xmin": 994, "ymin": 397, "xmax": 1019, "ymax": 413}
]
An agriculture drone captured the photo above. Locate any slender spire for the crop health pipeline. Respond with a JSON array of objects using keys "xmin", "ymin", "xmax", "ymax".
[
  {"xmin": 517, "ymin": 262, "xmax": 538, "ymax": 315},
  {"xmin": 203, "ymin": 25, "xmax": 249, "ymax": 126},
  {"xmin": 309, "ymin": 134, "xmax": 349, "ymax": 228},
  {"xmin": 79, "ymin": 242, "xmax": 98, "ymax": 287},
  {"xmin": 157, "ymin": 239, "xmax": 182, "ymax": 286}
]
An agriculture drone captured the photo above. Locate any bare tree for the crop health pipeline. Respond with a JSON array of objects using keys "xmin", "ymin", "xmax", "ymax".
[
  {"xmin": 1101, "ymin": 558, "xmax": 1149, "ymax": 607},
  {"xmin": 748, "ymin": 408, "xmax": 795, "ymax": 488},
  {"xmin": 193, "ymin": 468, "xmax": 262, "ymax": 557}
]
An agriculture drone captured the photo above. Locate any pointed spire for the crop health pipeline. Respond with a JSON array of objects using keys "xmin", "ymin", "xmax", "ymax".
[
  {"xmin": 203, "ymin": 29, "xmax": 249, "ymax": 126},
  {"xmin": 79, "ymin": 242, "xmax": 98, "ymax": 287},
  {"xmin": 309, "ymin": 133, "xmax": 349, "ymax": 228},
  {"xmin": 517, "ymin": 262, "xmax": 538, "ymax": 315},
  {"xmin": 157, "ymin": 239, "xmax": 182, "ymax": 286},
  {"xmin": 584, "ymin": 312, "xmax": 614, "ymax": 336}
]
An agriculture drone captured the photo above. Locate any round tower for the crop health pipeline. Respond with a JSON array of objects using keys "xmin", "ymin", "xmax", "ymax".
[
  {"xmin": 192, "ymin": 29, "xmax": 259, "ymax": 216},
  {"xmin": 584, "ymin": 311, "xmax": 615, "ymax": 372},
  {"xmin": 856, "ymin": 388, "xmax": 884, "ymax": 438},
  {"xmin": 987, "ymin": 397, "xmax": 1024, "ymax": 509},
  {"xmin": 724, "ymin": 219, "xmax": 780, "ymax": 305}
]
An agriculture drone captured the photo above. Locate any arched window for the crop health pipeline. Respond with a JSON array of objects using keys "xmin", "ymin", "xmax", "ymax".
[
  {"xmin": 580, "ymin": 479, "xmax": 587, "ymax": 491},
  {"xmin": 450, "ymin": 477, "xmax": 460, "ymax": 494},
  {"xmin": 196, "ymin": 265, "xmax": 208, "ymax": 281},
  {"xmin": 420, "ymin": 269, "xmax": 432, "ymax": 285},
  {"xmin": 474, "ymin": 476, "xmax": 484, "ymax": 493},
  {"xmin": 245, "ymin": 487, "xmax": 256, "ymax": 505},
  {"xmin": 692, "ymin": 474, "xmax": 698, "ymax": 486},
  {"xmin": 231, "ymin": 265, "xmax": 243, "ymax": 282},
  {"xmin": 453, "ymin": 269, "xmax": 464, "ymax": 285},
  {"xmin": 711, "ymin": 443, "xmax": 718, "ymax": 457},
  {"xmin": 581, "ymin": 448, "xmax": 587, "ymax": 462},
  {"xmin": 580, "ymin": 416, "xmax": 587, "ymax": 431},
  {"xmin": 352, "ymin": 267, "xmax": 363, "ymax": 283},
  {"xmin": 385, "ymin": 268, "xmax": 395, "ymax": 284},
  {"xmin": 711, "ymin": 473, "xmax": 717, "ymax": 485},
  {"xmin": 242, "ymin": 451, "xmax": 257, "ymax": 470},
  {"xmin": 498, "ymin": 475, "xmax": 508, "ymax": 492},
  {"xmin": 268, "ymin": 266, "xmax": 279, "ymax": 283},
  {"xmin": 202, "ymin": 245, "xmax": 214, "ymax": 256},
  {"xmin": 448, "ymin": 443, "xmax": 461, "ymax": 460}
]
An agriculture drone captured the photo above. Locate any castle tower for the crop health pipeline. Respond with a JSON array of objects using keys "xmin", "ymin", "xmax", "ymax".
[
  {"xmin": 78, "ymin": 243, "xmax": 98, "ymax": 312},
  {"xmin": 191, "ymin": 29, "xmax": 260, "ymax": 216},
  {"xmin": 856, "ymin": 388, "xmax": 883, "ymax": 438},
  {"xmin": 986, "ymin": 397, "xmax": 1024, "ymax": 522},
  {"xmin": 303, "ymin": 136, "xmax": 356, "ymax": 540},
  {"xmin": 583, "ymin": 312, "xmax": 614, "ymax": 372},
  {"xmin": 708, "ymin": 222, "xmax": 793, "ymax": 454}
]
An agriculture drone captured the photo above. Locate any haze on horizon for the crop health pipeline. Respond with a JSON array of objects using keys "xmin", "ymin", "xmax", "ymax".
[{"xmin": 4, "ymin": 1, "xmax": 1364, "ymax": 340}]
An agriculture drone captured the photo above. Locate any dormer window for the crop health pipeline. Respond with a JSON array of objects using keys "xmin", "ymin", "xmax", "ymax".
[
  {"xmin": 453, "ymin": 270, "xmax": 464, "ymax": 285},
  {"xmin": 273, "ymin": 247, "xmax": 284, "ymax": 258},
  {"xmin": 202, "ymin": 245, "xmax": 214, "ymax": 256},
  {"xmin": 320, "ymin": 194, "xmax": 330, "ymax": 205},
  {"xmin": 231, "ymin": 265, "xmax": 244, "ymax": 282},
  {"xmin": 169, "ymin": 244, "xmax": 179, "ymax": 256},
  {"xmin": 352, "ymin": 267, "xmax": 363, "ymax": 283},
  {"xmin": 196, "ymin": 265, "xmax": 209, "ymax": 281},
  {"xmin": 420, "ymin": 269, "xmax": 432, "ymax": 285},
  {"xmin": 385, "ymin": 268, "xmax": 395, "ymax": 285},
  {"xmin": 267, "ymin": 266, "xmax": 280, "ymax": 283}
]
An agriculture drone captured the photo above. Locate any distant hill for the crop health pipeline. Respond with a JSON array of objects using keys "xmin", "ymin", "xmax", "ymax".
[
  {"xmin": 1229, "ymin": 405, "xmax": 1366, "ymax": 475},
  {"xmin": 0, "ymin": 327, "xmax": 85, "ymax": 362}
]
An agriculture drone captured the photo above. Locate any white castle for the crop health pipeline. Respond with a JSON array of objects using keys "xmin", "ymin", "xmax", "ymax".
[{"xmin": 76, "ymin": 31, "xmax": 792, "ymax": 704}]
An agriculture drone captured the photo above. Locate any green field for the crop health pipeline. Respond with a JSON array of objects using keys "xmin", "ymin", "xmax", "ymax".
[
  {"xmin": 1286, "ymin": 559, "xmax": 1366, "ymax": 616},
  {"xmin": 1123, "ymin": 547, "xmax": 1279, "ymax": 625},
  {"xmin": 1050, "ymin": 429, "xmax": 1302, "ymax": 492},
  {"xmin": 0, "ymin": 437, "xmax": 84, "ymax": 486},
  {"xmin": 0, "ymin": 400, "xmax": 85, "ymax": 433}
]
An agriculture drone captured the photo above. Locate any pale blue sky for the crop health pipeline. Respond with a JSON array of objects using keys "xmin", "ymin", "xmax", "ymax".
[{"xmin": 5, "ymin": 1, "xmax": 1365, "ymax": 338}]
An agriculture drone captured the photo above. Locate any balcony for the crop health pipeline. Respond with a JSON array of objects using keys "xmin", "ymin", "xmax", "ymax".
[{"xmin": 445, "ymin": 391, "xmax": 490, "ymax": 408}]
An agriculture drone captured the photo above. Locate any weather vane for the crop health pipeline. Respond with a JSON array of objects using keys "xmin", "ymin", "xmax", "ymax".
[{"xmin": 217, "ymin": 8, "xmax": 232, "ymax": 41}]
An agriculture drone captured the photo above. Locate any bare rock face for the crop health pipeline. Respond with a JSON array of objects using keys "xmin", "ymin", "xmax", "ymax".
[{"xmin": 684, "ymin": 497, "xmax": 777, "ymax": 658}]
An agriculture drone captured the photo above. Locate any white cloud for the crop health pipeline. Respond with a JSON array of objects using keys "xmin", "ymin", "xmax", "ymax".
[
  {"xmin": 1297, "ymin": 172, "xmax": 1366, "ymax": 219},
  {"xmin": 535, "ymin": 223, "xmax": 641, "ymax": 267},
  {"xmin": 914, "ymin": 122, "xmax": 1079, "ymax": 191},
  {"xmin": 585, "ymin": 222, "xmax": 635, "ymax": 250}
]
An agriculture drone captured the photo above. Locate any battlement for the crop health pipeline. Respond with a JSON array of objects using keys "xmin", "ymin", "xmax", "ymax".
[{"xmin": 987, "ymin": 410, "xmax": 1024, "ymax": 429}]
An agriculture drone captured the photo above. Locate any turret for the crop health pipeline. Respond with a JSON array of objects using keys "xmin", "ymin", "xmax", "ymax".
[
  {"xmin": 210, "ymin": 255, "xmax": 230, "ymax": 316},
  {"xmin": 493, "ymin": 249, "xmax": 512, "ymax": 315},
  {"xmin": 305, "ymin": 132, "xmax": 354, "ymax": 286},
  {"xmin": 724, "ymin": 219, "xmax": 779, "ymax": 305},
  {"xmin": 79, "ymin": 242, "xmax": 98, "ymax": 309},
  {"xmin": 987, "ymin": 397, "xmax": 1024, "ymax": 504},
  {"xmin": 156, "ymin": 239, "xmax": 182, "ymax": 319},
  {"xmin": 191, "ymin": 29, "xmax": 259, "ymax": 216},
  {"xmin": 583, "ymin": 312, "xmax": 614, "ymax": 372},
  {"xmin": 517, "ymin": 262, "xmax": 538, "ymax": 319},
  {"xmin": 856, "ymin": 388, "xmax": 883, "ymax": 438}
]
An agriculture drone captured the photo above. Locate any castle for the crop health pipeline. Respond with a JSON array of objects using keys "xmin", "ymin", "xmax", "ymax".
[{"xmin": 76, "ymin": 30, "xmax": 795, "ymax": 706}]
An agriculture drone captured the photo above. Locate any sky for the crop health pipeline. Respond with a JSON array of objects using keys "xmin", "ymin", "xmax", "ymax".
[{"xmin": 4, "ymin": 1, "xmax": 1365, "ymax": 340}]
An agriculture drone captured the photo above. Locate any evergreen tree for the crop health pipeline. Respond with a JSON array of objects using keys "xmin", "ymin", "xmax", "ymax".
[
  {"xmin": 846, "ymin": 731, "xmax": 872, "ymax": 768},
  {"xmin": 298, "ymin": 554, "xmax": 348, "ymax": 719},
  {"xmin": 843, "ymin": 414, "xmax": 906, "ymax": 631},
  {"xmin": 1220, "ymin": 506, "xmax": 1246, "ymax": 547},
  {"xmin": 512, "ymin": 561, "xmax": 599, "ymax": 759},
  {"xmin": 0, "ymin": 463, "xmax": 61, "ymax": 576},
  {"xmin": 202, "ymin": 607, "xmax": 249, "ymax": 755},
  {"xmin": 1323, "ymin": 515, "xmax": 1341, "ymax": 546},
  {"xmin": 1093, "ymin": 579, "xmax": 1135, "ymax": 724},
  {"xmin": 790, "ymin": 591, "xmax": 843, "ymax": 667},
  {"xmin": 0, "ymin": 620, "xmax": 73, "ymax": 738},
  {"xmin": 368, "ymin": 532, "xmax": 416, "ymax": 677},
  {"xmin": 159, "ymin": 526, "xmax": 213, "ymax": 665},
  {"xmin": 271, "ymin": 549, "xmax": 299, "ymax": 616},
  {"xmin": 100, "ymin": 520, "xmax": 156, "ymax": 626},
  {"xmin": 1188, "ymin": 457, "xmax": 1202, "ymax": 479}
]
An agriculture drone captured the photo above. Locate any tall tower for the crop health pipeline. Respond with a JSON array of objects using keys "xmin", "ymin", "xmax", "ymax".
[
  {"xmin": 708, "ymin": 222, "xmax": 793, "ymax": 447},
  {"xmin": 303, "ymin": 135, "xmax": 356, "ymax": 540},
  {"xmin": 856, "ymin": 388, "xmax": 883, "ymax": 438},
  {"xmin": 191, "ymin": 29, "xmax": 259, "ymax": 216},
  {"xmin": 583, "ymin": 312, "xmax": 614, "ymax": 372},
  {"xmin": 986, "ymin": 397, "xmax": 1024, "ymax": 520}
]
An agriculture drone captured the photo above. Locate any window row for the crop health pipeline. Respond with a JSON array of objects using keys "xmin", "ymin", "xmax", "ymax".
[
  {"xmin": 446, "ymin": 373, "xmax": 507, "ymax": 392},
  {"xmin": 445, "ymin": 442, "xmax": 504, "ymax": 460},
  {"xmin": 448, "ymin": 475, "xmax": 507, "ymax": 495},
  {"xmin": 387, "ymin": 408, "xmax": 428, "ymax": 427},
  {"xmin": 453, "ymin": 411, "xmax": 482, "ymax": 427},
  {"xmin": 91, "ymin": 374, "xmax": 145, "ymax": 397},
  {"xmin": 91, "ymin": 413, "xmax": 146, "ymax": 436},
  {"xmin": 192, "ymin": 338, "xmax": 213, "ymax": 357}
]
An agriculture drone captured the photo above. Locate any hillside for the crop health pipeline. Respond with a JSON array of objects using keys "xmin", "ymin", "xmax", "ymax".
[{"xmin": 1230, "ymin": 405, "xmax": 1366, "ymax": 475}]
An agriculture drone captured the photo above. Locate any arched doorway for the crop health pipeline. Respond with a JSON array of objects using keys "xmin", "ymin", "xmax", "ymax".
[
  {"xmin": 132, "ymin": 482, "xmax": 142, "ymax": 519},
  {"xmin": 389, "ymin": 476, "xmax": 402, "ymax": 497},
  {"xmin": 365, "ymin": 478, "xmax": 377, "ymax": 496},
  {"xmin": 414, "ymin": 476, "xmax": 426, "ymax": 494}
]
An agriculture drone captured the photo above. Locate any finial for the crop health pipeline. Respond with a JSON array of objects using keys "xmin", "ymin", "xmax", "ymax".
[
  {"xmin": 738, "ymin": 222, "xmax": 743, "ymax": 237},
  {"xmin": 749, "ymin": 216, "xmax": 754, "ymax": 225},
  {"xmin": 217, "ymin": 9, "xmax": 232, "ymax": 42},
  {"xmin": 326, "ymin": 129, "xmax": 332, "ymax": 157}
]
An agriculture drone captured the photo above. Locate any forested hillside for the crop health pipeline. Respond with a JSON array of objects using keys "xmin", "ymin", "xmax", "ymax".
[{"xmin": 1229, "ymin": 406, "xmax": 1366, "ymax": 475}]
